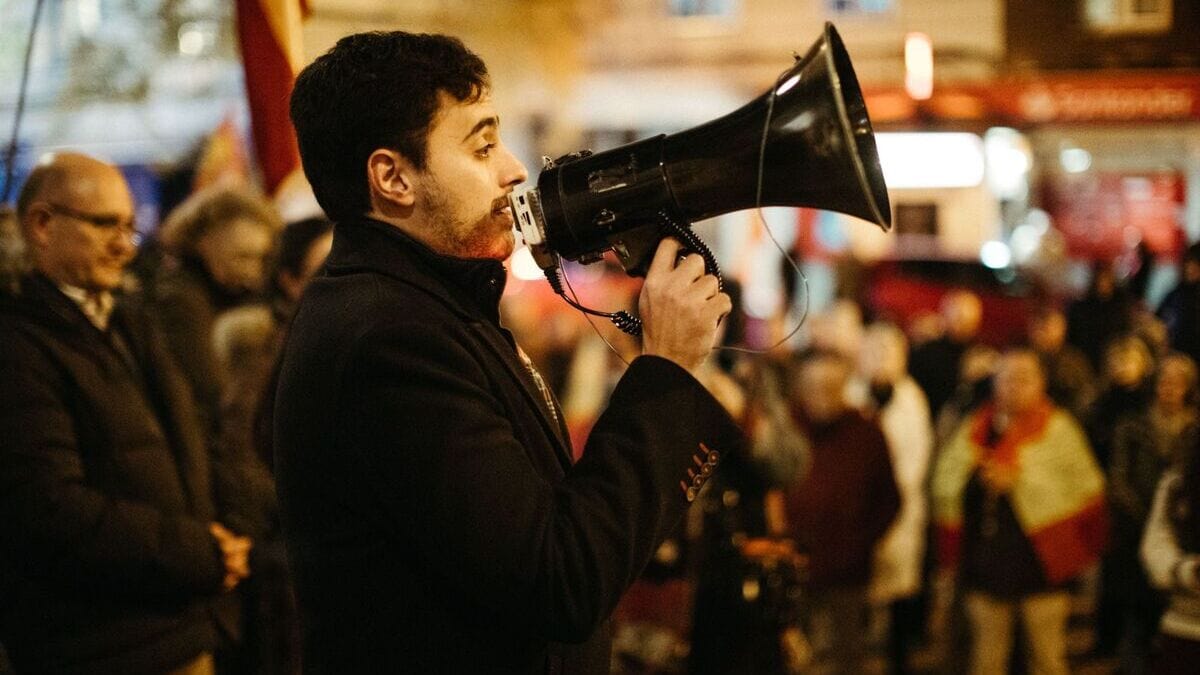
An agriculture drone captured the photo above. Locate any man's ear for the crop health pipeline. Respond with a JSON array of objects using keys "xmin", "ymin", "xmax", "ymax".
[
  {"xmin": 21, "ymin": 204, "xmax": 54, "ymax": 252},
  {"xmin": 367, "ymin": 149, "xmax": 417, "ymax": 210}
]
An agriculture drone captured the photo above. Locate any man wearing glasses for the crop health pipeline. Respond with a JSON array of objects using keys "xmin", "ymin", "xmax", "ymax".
[{"xmin": 0, "ymin": 152, "xmax": 252, "ymax": 674}]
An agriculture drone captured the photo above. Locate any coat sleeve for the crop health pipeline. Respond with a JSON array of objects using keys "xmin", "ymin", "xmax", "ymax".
[
  {"xmin": 0, "ymin": 330, "xmax": 227, "ymax": 600},
  {"xmin": 1141, "ymin": 472, "xmax": 1200, "ymax": 593},
  {"xmin": 350, "ymin": 319, "xmax": 744, "ymax": 643}
]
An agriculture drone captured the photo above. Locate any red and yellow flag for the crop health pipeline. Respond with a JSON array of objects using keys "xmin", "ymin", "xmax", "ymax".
[
  {"xmin": 193, "ymin": 115, "xmax": 251, "ymax": 192},
  {"xmin": 235, "ymin": 0, "xmax": 310, "ymax": 200}
]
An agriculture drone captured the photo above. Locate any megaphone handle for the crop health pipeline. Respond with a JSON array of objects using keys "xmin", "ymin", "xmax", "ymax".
[
  {"xmin": 660, "ymin": 213, "xmax": 724, "ymax": 292},
  {"xmin": 603, "ymin": 212, "xmax": 723, "ymax": 338}
]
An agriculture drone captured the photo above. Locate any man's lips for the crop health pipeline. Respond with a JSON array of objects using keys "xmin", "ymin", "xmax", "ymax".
[
  {"xmin": 493, "ymin": 207, "xmax": 514, "ymax": 227},
  {"xmin": 492, "ymin": 197, "xmax": 513, "ymax": 225}
]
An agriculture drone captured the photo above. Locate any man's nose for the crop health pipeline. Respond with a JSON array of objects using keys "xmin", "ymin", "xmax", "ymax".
[
  {"xmin": 500, "ymin": 145, "xmax": 528, "ymax": 188},
  {"xmin": 111, "ymin": 229, "xmax": 137, "ymax": 256}
]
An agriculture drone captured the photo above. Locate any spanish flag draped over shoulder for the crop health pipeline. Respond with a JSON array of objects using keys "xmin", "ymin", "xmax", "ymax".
[
  {"xmin": 235, "ymin": 0, "xmax": 310, "ymax": 201},
  {"xmin": 931, "ymin": 399, "xmax": 1109, "ymax": 584}
]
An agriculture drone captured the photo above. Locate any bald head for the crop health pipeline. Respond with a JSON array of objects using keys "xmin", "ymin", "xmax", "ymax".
[
  {"xmin": 17, "ymin": 152, "xmax": 136, "ymax": 292},
  {"xmin": 17, "ymin": 153, "xmax": 130, "ymax": 222}
]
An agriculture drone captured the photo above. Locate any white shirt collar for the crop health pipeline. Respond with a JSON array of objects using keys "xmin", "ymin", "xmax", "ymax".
[{"xmin": 56, "ymin": 282, "xmax": 115, "ymax": 331}]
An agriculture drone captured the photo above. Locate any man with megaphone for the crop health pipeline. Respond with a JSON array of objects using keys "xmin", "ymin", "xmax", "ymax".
[{"xmin": 275, "ymin": 31, "xmax": 743, "ymax": 673}]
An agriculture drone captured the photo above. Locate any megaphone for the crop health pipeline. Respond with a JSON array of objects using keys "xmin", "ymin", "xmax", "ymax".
[{"xmin": 509, "ymin": 22, "xmax": 890, "ymax": 333}]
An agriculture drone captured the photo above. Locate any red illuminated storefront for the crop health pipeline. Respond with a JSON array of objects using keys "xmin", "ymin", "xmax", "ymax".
[{"xmin": 864, "ymin": 72, "xmax": 1200, "ymax": 261}]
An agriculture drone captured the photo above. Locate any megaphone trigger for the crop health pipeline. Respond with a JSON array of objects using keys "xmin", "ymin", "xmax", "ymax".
[{"xmin": 607, "ymin": 211, "xmax": 722, "ymax": 287}]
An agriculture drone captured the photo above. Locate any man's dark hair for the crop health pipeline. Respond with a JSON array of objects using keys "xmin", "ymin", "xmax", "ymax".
[
  {"xmin": 276, "ymin": 216, "xmax": 334, "ymax": 280},
  {"xmin": 290, "ymin": 32, "xmax": 489, "ymax": 222}
]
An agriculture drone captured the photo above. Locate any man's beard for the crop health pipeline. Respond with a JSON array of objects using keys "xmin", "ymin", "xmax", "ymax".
[{"xmin": 419, "ymin": 175, "xmax": 513, "ymax": 260}]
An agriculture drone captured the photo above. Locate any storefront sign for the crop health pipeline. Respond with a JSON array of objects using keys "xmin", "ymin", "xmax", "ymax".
[
  {"xmin": 1044, "ymin": 170, "xmax": 1185, "ymax": 259},
  {"xmin": 865, "ymin": 74, "xmax": 1200, "ymax": 124},
  {"xmin": 1009, "ymin": 77, "xmax": 1200, "ymax": 123}
]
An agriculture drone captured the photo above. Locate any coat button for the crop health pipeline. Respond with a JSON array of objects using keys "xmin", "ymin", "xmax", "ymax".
[
  {"xmin": 707, "ymin": 450, "xmax": 720, "ymax": 464},
  {"xmin": 692, "ymin": 474, "xmax": 705, "ymax": 488},
  {"xmin": 686, "ymin": 486, "xmax": 698, "ymax": 502}
]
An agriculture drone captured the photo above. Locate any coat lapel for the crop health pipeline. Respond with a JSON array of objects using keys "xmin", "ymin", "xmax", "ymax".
[{"xmin": 469, "ymin": 323, "xmax": 574, "ymax": 473}]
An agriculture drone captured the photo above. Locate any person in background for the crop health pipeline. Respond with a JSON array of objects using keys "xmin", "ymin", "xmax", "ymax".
[
  {"xmin": 0, "ymin": 204, "xmax": 25, "ymax": 295},
  {"xmin": 1087, "ymin": 333, "xmax": 1157, "ymax": 656},
  {"xmin": 1158, "ymin": 242, "xmax": 1200, "ymax": 368},
  {"xmin": 209, "ymin": 216, "xmax": 333, "ymax": 675},
  {"xmin": 0, "ymin": 152, "xmax": 252, "ymax": 674},
  {"xmin": 0, "ymin": 204, "xmax": 14, "ymax": 675},
  {"xmin": 1027, "ymin": 304, "xmax": 1095, "ymax": 421},
  {"xmin": 267, "ymin": 216, "xmax": 334, "ymax": 325},
  {"xmin": 806, "ymin": 298, "xmax": 864, "ymax": 362},
  {"xmin": 934, "ymin": 344, "xmax": 1000, "ymax": 447},
  {"xmin": 1107, "ymin": 353, "xmax": 1199, "ymax": 673},
  {"xmin": 909, "ymin": 289, "xmax": 983, "ymax": 421},
  {"xmin": 925, "ymin": 342, "xmax": 1000, "ymax": 675},
  {"xmin": 784, "ymin": 349, "xmax": 900, "ymax": 674},
  {"xmin": 851, "ymin": 322, "xmax": 934, "ymax": 675},
  {"xmin": 1141, "ymin": 431, "xmax": 1200, "ymax": 674},
  {"xmin": 226, "ymin": 215, "xmax": 335, "ymax": 468},
  {"xmin": 155, "ymin": 185, "xmax": 282, "ymax": 432},
  {"xmin": 1088, "ymin": 334, "xmax": 1157, "ymax": 468},
  {"xmin": 932, "ymin": 349, "xmax": 1107, "ymax": 675},
  {"xmin": 1068, "ymin": 261, "xmax": 1137, "ymax": 372},
  {"xmin": 689, "ymin": 354, "xmax": 808, "ymax": 675}
]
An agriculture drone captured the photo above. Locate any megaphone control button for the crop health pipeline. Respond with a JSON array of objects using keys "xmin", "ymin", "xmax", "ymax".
[{"xmin": 682, "ymin": 481, "xmax": 698, "ymax": 502}]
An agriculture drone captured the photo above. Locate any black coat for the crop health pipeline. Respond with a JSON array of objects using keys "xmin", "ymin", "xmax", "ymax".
[
  {"xmin": 274, "ymin": 218, "xmax": 743, "ymax": 674},
  {"xmin": 0, "ymin": 275, "xmax": 232, "ymax": 674},
  {"xmin": 154, "ymin": 256, "xmax": 248, "ymax": 435}
]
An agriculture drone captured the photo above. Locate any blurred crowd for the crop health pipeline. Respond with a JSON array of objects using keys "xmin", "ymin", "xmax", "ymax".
[
  {"xmin": 3, "ymin": 152, "xmax": 1200, "ymax": 675},
  {"xmin": 515, "ymin": 247, "xmax": 1200, "ymax": 675}
]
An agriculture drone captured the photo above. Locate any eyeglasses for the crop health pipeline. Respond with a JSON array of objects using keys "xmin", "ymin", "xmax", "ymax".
[{"xmin": 43, "ymin": 202, "xmax": 137, "ymax": 238}]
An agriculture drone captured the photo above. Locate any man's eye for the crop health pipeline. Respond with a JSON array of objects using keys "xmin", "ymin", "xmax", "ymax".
[{"xmin": 476, "ymin": 144, "xmax": 495, "ymax": 158}]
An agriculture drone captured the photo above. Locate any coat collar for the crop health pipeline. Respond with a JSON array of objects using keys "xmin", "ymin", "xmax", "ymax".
[
  {"xmin": 326, "ymin": 216, "xmax": 573, "ymax": 471},
  {"xmin": 325, "ymin": 216, "xmax": 507, "ymax": 325},
  {"xmin": 1, "ymin": 272, "xmax": 107, "ymax": 337}
]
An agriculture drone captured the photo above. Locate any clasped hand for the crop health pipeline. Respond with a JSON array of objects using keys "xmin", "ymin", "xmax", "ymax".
[{"xmin": 209, "ymin": 522, "xmax": 252, "ymax": 591}]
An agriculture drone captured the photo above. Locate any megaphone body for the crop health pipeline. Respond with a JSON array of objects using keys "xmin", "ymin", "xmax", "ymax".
[{"xmin": 511, "ymin": 22, "xmax": 891, "ymax": 279}]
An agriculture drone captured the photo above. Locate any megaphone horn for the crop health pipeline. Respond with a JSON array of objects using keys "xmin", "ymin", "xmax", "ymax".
[{"xmin": 510, "ymin": 22, "xmax": 890, "ymax": 332}]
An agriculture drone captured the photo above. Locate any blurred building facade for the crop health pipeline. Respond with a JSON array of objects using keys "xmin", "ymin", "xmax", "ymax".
[{"xmin": 3, "ymin": 0, "xmax": 1198, "ymax": 311}]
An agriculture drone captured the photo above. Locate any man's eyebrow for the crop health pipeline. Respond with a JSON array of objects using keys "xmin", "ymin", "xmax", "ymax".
[{"xmin": 462, "ymin": 116, "xmax": 499, "ymax": 143}]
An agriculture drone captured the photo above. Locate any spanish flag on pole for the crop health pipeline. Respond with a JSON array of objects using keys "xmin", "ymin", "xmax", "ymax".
[{"xmin": 235, "ymin": 0, "xmax": 310, "ymax": 203}]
